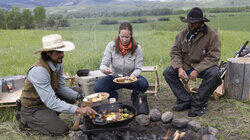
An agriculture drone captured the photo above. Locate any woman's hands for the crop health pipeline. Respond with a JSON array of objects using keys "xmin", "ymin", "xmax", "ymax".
[
  {"xmin": 130, "ymin": 74, "xmax": 136, "ymax": 79},
  {"xmin": 103, "ymin": 68, "xmax": 112, "ymax": 75},
  {"xmin": 104, "ymin": 68, "xmax": 137, "ymax": 79}
]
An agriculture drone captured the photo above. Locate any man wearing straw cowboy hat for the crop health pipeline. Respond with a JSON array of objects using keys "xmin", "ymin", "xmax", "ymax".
[
  {"xmin": 19, "ymin": 34, "xmax": 96, "ymax": 136},
  {"xmin": 163, "ymin": 7, "xmax": 222, "ymax": 117}
]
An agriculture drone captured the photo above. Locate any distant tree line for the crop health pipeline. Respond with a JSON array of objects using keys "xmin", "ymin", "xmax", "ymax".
[
  {"xmin": 100, "ymin": 19, "xmax": 118, "ymax": 25},
  {"xmin": 0, "ymin": 6, "xmax": 70, "ymax": 30},
  {"xmin": 158, "ymin": 17, "xmax": 170, "ymax": 21},
  {"xmin": 105, "ymin": 6, "xmax": 250, "ymax": 17},
  {"xmin": 130, "ymin": 18, "xmax": 148, "ymax": 24},
  {"xmin": 66, "ymin": 8, "xmax": 184, "ymax": 19},
  {"xmin": 65, "ymin": 6, "xmax": 250, "ymax": 19},
  {"xmin": 100, "ymin": 17, "xmax": 170, "ymax": 25},
  {"xmin": 203, "ymin": 6, "xmax": 250, "ymax": 13},
  {"xmin": 109, "ymin": 8, "xmax": 185, "ymax": 17}
]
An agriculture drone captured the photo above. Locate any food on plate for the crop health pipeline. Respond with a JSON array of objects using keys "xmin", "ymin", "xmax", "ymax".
[
  {"xmin": 91, "ymin": 108, "xmax": 134, "ymax": 123},
  {"xmin": 116, "ymin": 77, "xmax": 125, "ymax": 82},
  {"xmin": 114, "ymin": 76, "xmax": 137, "ymax": 83},
  {"xmin": 124, "ymin": 76, "xmax": 134, "ymax": 82},
  {"xmin": 86, "ymin": 93, "xmax": 107, "ymax": 102}
]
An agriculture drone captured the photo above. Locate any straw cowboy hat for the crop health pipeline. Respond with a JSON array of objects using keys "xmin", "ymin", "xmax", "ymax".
[
  {"xmin": 34, "ymin": 34, "xmax": 75, "ymax": 54},
  {"xmin": 179, "ymin": 7, "xmax": 210, "ymax": 23}
]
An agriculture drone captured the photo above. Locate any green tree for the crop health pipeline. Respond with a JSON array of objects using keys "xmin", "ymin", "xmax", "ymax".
[
  {"xmin": 58, "ymin": 19, "xmax": 70, "ymax": 27},
  {"xmin": 0, "ymin": 9, "xmax": 5, "ymax": 29},
  {"xmin": 33, "ymin": 6, "xmax": 46, "ymax": 28},
  {"xmin": 46, "ymin": 17, "xmax": 55, "ymax": 28},
  {"xmin": 22, "ymin": 9, "xmax": 34, "ymax": 29},
  {"xmin": 6, "ymin": 7, "xmax": 22, "ymax": 29},
  {"xmin": 49, "ymin": 14, "xmax": 63, "ymax": 20}
]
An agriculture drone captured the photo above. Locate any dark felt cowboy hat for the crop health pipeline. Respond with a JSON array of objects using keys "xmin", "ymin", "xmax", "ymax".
[{"xmin": 179, "ymin": 7, "xmax": 210, "ymax": 23}]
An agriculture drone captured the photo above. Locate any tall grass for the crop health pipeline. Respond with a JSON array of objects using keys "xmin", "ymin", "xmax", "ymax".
[
  {"xmin": 0, "ymin": 12, "xmax": 249, "ymax": 139},
  {"xmin": 0, "ymin": 29, "xmax": 249, "ymax": 80}
]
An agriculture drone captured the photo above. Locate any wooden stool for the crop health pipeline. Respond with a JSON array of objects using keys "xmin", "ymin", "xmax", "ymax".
[{"xmin": 142, "ymin": 65, "xmax": 160, "ymax": 97}]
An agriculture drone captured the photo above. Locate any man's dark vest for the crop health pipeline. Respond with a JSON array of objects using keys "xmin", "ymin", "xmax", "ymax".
[{"xmin": 20, "ymin": 58, "xmax": 60, "ymax": 108}]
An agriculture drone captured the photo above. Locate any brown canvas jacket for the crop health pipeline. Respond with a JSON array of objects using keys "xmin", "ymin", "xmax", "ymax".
[{"xmin": 170, "ymin": 26, "xmax": 221, "ymax": 73}]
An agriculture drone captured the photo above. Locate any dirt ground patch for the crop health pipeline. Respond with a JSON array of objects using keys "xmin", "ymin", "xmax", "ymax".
[{"xmin": 0, "ymin": 82, "xmax": 249, "ymax": 139}]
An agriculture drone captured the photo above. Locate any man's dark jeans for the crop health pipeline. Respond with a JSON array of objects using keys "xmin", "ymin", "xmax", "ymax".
[
  {"xmin": 163, "ymin": 65, "xmax": 222, "ymax": 109},
  {"xmin": 94, "ymin": 75, "xmax": 149, "ymax": 102}
]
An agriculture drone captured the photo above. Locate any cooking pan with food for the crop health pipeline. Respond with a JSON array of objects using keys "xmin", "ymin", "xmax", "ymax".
[{"xmin": 88, "ymin": 103, "xmax": 136, "ymax": 128}]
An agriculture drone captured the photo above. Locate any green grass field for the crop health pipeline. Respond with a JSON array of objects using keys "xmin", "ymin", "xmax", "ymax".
[
  {"xmin": 63, "ymin": 12, "xmax": 250, "ymax": 32},
  {"xmin": 0, "ymin": 12, "xmax": 249, "ymax": 139}
]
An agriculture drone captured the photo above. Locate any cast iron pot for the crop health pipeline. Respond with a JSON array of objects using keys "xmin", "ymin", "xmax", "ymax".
[{"xmin": 89, "ymin": 103, "xmax": 136, "ymax": 128}]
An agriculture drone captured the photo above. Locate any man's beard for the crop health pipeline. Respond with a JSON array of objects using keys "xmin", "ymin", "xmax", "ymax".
[
  {"xmin": 188, "ymin": 26, "xmax": 197, "ymax": 34},
  {"xmin": 50, "ymin": 58, "xmax": 63, "ymax": 64}
]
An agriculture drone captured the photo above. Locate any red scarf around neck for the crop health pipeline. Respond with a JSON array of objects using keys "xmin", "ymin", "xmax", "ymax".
[{"xmin": 119, "ymin": 40, "xmax": 132, "ymax": 57}]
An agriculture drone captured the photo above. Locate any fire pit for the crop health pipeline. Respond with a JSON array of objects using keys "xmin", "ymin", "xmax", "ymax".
[
  {"xmin": 78, "ymin": 119, "xmax": 196, "ymax": 140},
  {"xmin": 69, "ymin": 105, "xmax": 219, "ymax": 140}
]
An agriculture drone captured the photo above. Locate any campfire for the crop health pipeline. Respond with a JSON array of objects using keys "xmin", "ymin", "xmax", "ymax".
[{"xmin": 69, "ymin": 103, "xmax": 218, "ymax": 140}]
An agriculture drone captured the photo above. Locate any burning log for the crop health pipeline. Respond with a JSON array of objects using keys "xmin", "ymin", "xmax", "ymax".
[
  {"xmin": 164, "ymin": 129, "xmax": 171, "ymax": 140},
  {"xmin": 174, "ymin": 130, "xmax": 179, "ymax": 136},
  {"xmin": 173, "ymin": 130, "xmax": 186, "ymax": 140},
  {"xmin": 180, "ymin": 132, "xmax": 186, "ymax": 139},
  {"xmin": 173, "ymin": 133, "xmax": 180, "ymax": 140}
]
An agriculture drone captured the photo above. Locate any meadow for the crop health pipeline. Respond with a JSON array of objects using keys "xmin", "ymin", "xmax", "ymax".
[{"xmin": 0, "ymin": 12, "xmax": 249, "ymax": 139}]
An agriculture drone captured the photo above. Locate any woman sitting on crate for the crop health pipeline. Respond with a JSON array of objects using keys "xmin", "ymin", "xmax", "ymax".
[{"xmin": 94, "ymin": 22, "xmax": 149, "ymax": 105}]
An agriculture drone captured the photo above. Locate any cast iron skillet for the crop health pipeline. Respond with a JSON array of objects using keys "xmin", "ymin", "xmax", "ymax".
[{"xmin": 90, "ymin": 103, "xmax": 136, "ymax": 128}]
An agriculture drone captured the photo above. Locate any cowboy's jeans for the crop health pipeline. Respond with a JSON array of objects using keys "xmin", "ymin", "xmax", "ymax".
[{"xmin": 163, "ymin": 65, "xmax": 222, "ymax": 108}]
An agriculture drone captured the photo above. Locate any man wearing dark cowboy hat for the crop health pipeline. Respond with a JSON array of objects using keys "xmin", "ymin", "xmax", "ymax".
[
  {"xmin": 19, "ymin": 34, "xmax": 96, "ymax": 136},
  {"xmin": 163, "ymin": 7, "xmax": 222, "ymax": 117}
]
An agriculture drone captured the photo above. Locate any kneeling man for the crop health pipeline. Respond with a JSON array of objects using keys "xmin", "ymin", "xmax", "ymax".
[{"xmin": 19, "ymin": 34, "xmax": 96, "ymax": 136}]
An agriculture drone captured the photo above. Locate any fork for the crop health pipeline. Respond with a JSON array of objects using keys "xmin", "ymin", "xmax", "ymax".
[
  {"xmin": 112, "ymin": 72, "xmax": 123, "ymax": 77},
  {"xmin": 117, "ymin": 74, "xmax": 123, "ymax": 77}
]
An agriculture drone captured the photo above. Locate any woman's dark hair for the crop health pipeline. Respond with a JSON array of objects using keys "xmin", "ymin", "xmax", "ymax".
[
  {"xmin": 41, "ymin": 51, "xmax": 53, "ymax": 61},
  {"xmin": 114, "ymin": 22, "xmax": 138, "ymax": 55}
]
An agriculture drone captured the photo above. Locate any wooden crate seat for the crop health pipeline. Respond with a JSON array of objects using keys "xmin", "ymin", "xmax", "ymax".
[{"xmin": 142, "ymin": 65, "xmax": 159, "ymax": 97}]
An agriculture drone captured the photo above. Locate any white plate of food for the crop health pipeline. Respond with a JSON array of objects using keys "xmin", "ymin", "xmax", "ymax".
[
  {"xmin": 83, "ymin": 92, "xmax": 109, "ymax": 103},
  {"xmin": 113, "ymin": 76, "xmax": 138, "ymax": 84}
]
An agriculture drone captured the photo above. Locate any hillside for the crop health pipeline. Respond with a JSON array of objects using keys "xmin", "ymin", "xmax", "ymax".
[
  {"xmin": 46, "ymin": 0, "xmax": 250, "ymax": 15},
  {"xmin": 0, "ymin": 0, "xmax": 250, "ymax": 14}
]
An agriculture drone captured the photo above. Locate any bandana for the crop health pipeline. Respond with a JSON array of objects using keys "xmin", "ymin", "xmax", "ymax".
[
  {"xmin": 119, "ymin": 40, "xmax": 132, "ymax": 57},
  {"xmin": 186, "ymin": 24, "xmax": 207, "ymax": 43}
]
